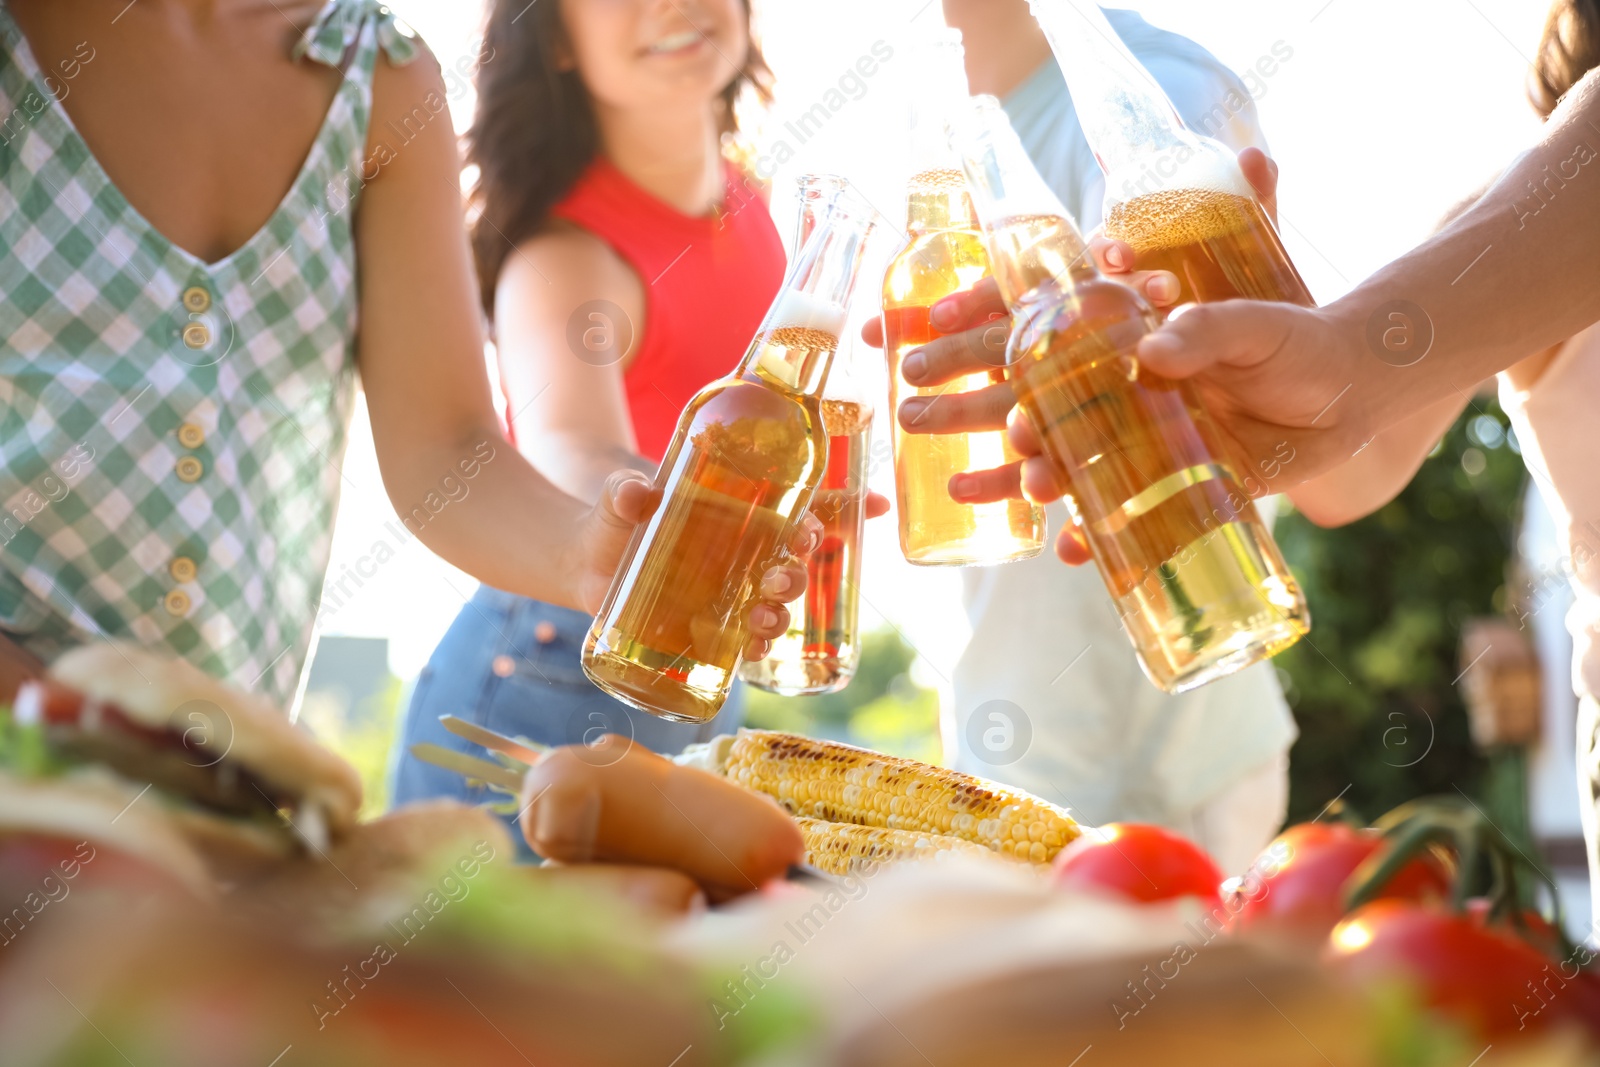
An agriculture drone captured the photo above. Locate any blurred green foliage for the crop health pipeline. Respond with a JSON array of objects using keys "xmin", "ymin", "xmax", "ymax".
[
  {"xmin": 744, "ymin": 627, "xmax": 940, "ymax": 763},
  {"xmin": 300, "ymin": 675, "xmax": 403, "ymax": 819},
  {"xmin": 1275, "ymin": 399, "xmax": 1527, "ymax": 826}
]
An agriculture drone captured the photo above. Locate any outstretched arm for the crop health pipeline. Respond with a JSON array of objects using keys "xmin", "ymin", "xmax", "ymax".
[
  {"xmin": 1278, "ymin": 185, "xmax": 1499, "ymax": 528},
  {"xmin": 350, "ymin": 51, "xmax": 805, "ymax": 646},
  {"xmin": 1131, "ymin": 70, "xmax": 1600, "ymax": 488},
  {"xmin": 353, "ymin": 52, "xmax": 646, "ymax": 613},
  {"xmin": 495, "ymin": 227, "xmax": 656, "ymax": 505},
  {"xmin": 1282, "ymin": 394, "xmax": 1467, "ymax": 527}
]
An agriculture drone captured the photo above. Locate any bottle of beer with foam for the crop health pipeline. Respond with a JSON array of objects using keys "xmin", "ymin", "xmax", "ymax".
[
  {"xmin": 881, "ymin": 28, "xmax": 1046, "ymax": 567},
  {"xmin": 950, "ymin": 97, "xmax": 1309, "ymax": 693},
  {"xmin": 583, "ymin": 182, "xmax": 877, "ymax": 722},
  {"xmin": 742, "ymin": 175, "xmax": 873, "ymax": 695},
  {"xmin": 1028, "ymin": 0, "xmax": 1314, "ymax": 310}
]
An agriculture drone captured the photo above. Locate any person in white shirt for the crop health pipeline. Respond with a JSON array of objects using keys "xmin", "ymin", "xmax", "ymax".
[{"xmin": 916, "ymin": 1, "xmax": 1298, "ymax": 875}]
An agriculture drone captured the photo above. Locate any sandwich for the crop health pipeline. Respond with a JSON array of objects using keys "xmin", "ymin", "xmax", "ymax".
[{"xmin": 2, "ymin": 641, "xmax": 362, "ymax": 884}]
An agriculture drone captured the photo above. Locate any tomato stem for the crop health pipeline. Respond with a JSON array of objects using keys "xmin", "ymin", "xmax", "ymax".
[{"xmin": 1349, "ymin": 796, "xmax": 1583, "ymax": 963}]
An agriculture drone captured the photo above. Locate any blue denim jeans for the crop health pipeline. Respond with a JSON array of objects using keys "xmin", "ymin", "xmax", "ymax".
[{"xmin": 387, "ymin": 585, "xmax": 746, "ymax": 858}]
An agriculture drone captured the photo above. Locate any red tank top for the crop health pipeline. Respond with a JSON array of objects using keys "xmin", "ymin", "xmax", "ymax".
[{"xmin": 544, "ymin": 158, "xmax": 787, "ymax": 462}]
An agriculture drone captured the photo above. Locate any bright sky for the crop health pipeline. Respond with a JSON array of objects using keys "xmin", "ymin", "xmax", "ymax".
[{"xmin": 325, "ymin": 0, "xmax": 1551, "ymax": 687}]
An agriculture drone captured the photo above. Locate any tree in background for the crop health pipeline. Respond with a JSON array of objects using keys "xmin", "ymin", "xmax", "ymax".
[{"xmin": 1274, "ymin": 399, "xmax": 1527, "ymax": 828}]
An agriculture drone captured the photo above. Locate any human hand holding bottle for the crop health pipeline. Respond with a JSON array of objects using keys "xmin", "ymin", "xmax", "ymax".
[
  {"xmin": 1011, "ymin": 147, "xmax": 1374, "ymax": 563},
  {"xmin": 859, "ymin": 210, "xmax": 1189, "ymax": 567},
  {"xmin": 572, "ymin": 469, "xmax": 822, "ymax": 661},
  {"xmin": 856, "ymin": 142, "xmax": 1259, "ymax": 418},
  {"xmin": 1009, "ymin": 296, "xmax": 1373, "ymax": 564},
  {"xmin": 870, "ymin": 148, "xmax": 1311, "ymax": 565}
]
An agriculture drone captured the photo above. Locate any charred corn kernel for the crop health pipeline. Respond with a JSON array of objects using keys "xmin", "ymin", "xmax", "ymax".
[
  {"xmin": 724, "ymin": 730, "xmax": 1081, "ymax": 862},
  {"xmin": 796, "ymin": 817, "xmax": 998, "ymax": 875}
]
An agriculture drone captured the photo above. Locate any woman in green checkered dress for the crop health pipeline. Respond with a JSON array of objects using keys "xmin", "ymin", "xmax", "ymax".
[{"xmin": 0, "ymin": 0, "xmax": 804, "ymax": 708}]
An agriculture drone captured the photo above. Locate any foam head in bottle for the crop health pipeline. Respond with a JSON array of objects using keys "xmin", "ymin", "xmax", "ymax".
[
  {"xmin": 582, "ymin": 182, "xmax": 876, "ymax": 721},
  {"xmin": 880, "ymin": 27, "xmax": 1046, "ymax": 568},
  {"xmin": 950, "ymin": 97, "xmax": 1310, "ymax": 692},
  {"xmin": 1026, "ymin": 0, "xmax": 1313, "ymax": 309}
]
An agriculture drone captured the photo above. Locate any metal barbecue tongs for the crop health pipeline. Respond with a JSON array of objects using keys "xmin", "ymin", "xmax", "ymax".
[{"xmin": 410, "ymin": 716, "xmax": 840, "ymax": 888}]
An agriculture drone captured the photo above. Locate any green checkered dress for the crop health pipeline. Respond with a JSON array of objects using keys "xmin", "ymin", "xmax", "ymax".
[{"xmin": 0, "ymin": 1, "xmax": 419, "ymax": 705}]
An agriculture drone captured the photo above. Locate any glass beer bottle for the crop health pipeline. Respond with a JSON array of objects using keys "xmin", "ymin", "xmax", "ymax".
[
  {"xmin": 950, "ymin": 97, "xmax": 1309, "ymax": 693},
  {"xmin": 742, "ymin": 176, "xmax": 873, "ymax": 695},
  {"xmin": 583, "ymin": 184, "xmax": 877, "ymax": 722},
  {"xmin": 1028, "ymin": 0, "xmax": 1314, "ymax": 309},
  {"xmin": 881, "ymin": 29, "xmax": 1045, "ymax": 567}
]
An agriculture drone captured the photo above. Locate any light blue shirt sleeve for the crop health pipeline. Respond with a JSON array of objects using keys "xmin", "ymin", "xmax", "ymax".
[{"xmin": 1001, "ymin": 7, "xmax": 1270, "ymax": 232}]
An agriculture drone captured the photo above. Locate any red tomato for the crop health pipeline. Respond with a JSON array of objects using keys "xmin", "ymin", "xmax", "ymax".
[
  {"xmin": 1051, "ymin": 823, "xmax": 1222, "ymax": 906},
  {"xmin": 1328, "ymin": 900, "xmax": 1600, "ymax": 1039},
  {"xmin": 1226, "ymin": 822, "xmax": 1450, "ymax": 949},
  {"xmin": 1464, "ymin": 897, "xmax": 1566, "ymax": 961}
]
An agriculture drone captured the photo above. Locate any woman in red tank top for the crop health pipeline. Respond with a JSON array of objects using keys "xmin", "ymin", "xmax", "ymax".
[{"xmin": 392, "ymin": 0, "xmax": 788, "ymax": 825}]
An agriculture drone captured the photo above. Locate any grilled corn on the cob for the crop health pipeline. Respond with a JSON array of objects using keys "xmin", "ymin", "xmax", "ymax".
[
  {"xmin": 702, "ymin": 730, "xmax": 1080, "ymax": 865},
  {"xmin": 796, "ymin": 817, "xmax": 997, "ymax": 875}
]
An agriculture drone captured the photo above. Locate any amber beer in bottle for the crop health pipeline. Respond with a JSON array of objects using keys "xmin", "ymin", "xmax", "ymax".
[
  {"xmin": 583, "ymin": 185, "xmax": 876, "ymax": 722},
  {"xmin": 743, "ymin": 176, "xmax": 873, "ymax": 695},
  {"xmin": 881, "ymin": 29, "xmax": 1045, "ymax": 566},
  {"xmin": 740, "ymin": 395, "xmax": 872, "ymax": 694},
  {"xmin": 1029, "ymin": 0, "xmax": 1313, "ymax": 310},
  {"xmin": 952, "ymin": 98, "xmax": 1308, "ymax": 692}
]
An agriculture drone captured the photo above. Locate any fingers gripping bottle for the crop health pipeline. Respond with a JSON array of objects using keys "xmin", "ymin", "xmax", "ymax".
[
  {"xmin": 582, "ymin": 183, "xmax": 877, "ymax": 722},
  {"xmin": 951, "ymin": 98, "xmax": 1309, "ymax": 693},
  {"xmin": 742, "ymin": 176, "xmax": 873, "ymax": 695},
  {"xmin": 1028, "ymin": 0, "xmax": 1314, "ymax": 310},
  {"xmin": 881, "ymin": 28, "xmax": 1046, "ymax": 566}
]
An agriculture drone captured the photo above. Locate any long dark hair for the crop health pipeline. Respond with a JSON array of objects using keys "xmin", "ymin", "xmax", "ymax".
[
  {"xmin": 466, "ymin": 0, "xmax": 774, "ymax": 317},
  {"xmin": 1529, "ymin": 0, "xmax": 1600, "ymax": 118}
]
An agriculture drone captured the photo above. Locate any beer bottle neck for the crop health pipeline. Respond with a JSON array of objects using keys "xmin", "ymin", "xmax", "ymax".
[
  {"xmin": 738, "ymin": 317, "xmax": 841, "ymax": 396},
  {"xmin": 792, "ymin": 174, "xmax": 847, "ymax": 251},
  {"xmin": 1029, "ymin": 0, "xmax": 1194, "ymax": 177},
  {"xmin": 900, "ymin": 30, "xmax": 980, "ymax": 236},
  {"xmin": 949, "ymin": 95, "xmax": 1094, "ymax": 306},
  {"xmin": 903, "ymin": 169, "xmax": 980, "ymax": 234},
  {"xmin": 984, "ymin": 217, "xmax": 1097, "ymax": 309},
  {"xmin": 736, "ymin": 188, "xmax": 873, "ymax": 397}
]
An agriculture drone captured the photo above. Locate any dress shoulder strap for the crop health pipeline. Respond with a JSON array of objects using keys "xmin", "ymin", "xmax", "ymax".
[
  {"xmin": 294, "ymin": 0, "xmax": 421, "ymax": 72},
  {"xmin": 288, "ymin": 1, "xmax": 425, "ymax": 217}
]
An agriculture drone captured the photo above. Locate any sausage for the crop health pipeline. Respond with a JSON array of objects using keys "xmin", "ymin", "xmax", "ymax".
[{"xmin": 519, "ymin": 734, "xmax": 804, "ymax": 901}]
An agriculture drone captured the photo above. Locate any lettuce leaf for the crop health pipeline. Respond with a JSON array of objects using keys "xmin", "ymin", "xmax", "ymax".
[{"xmin": 0, "ymin": 710, "xmax": 68, "ymax": 777}]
